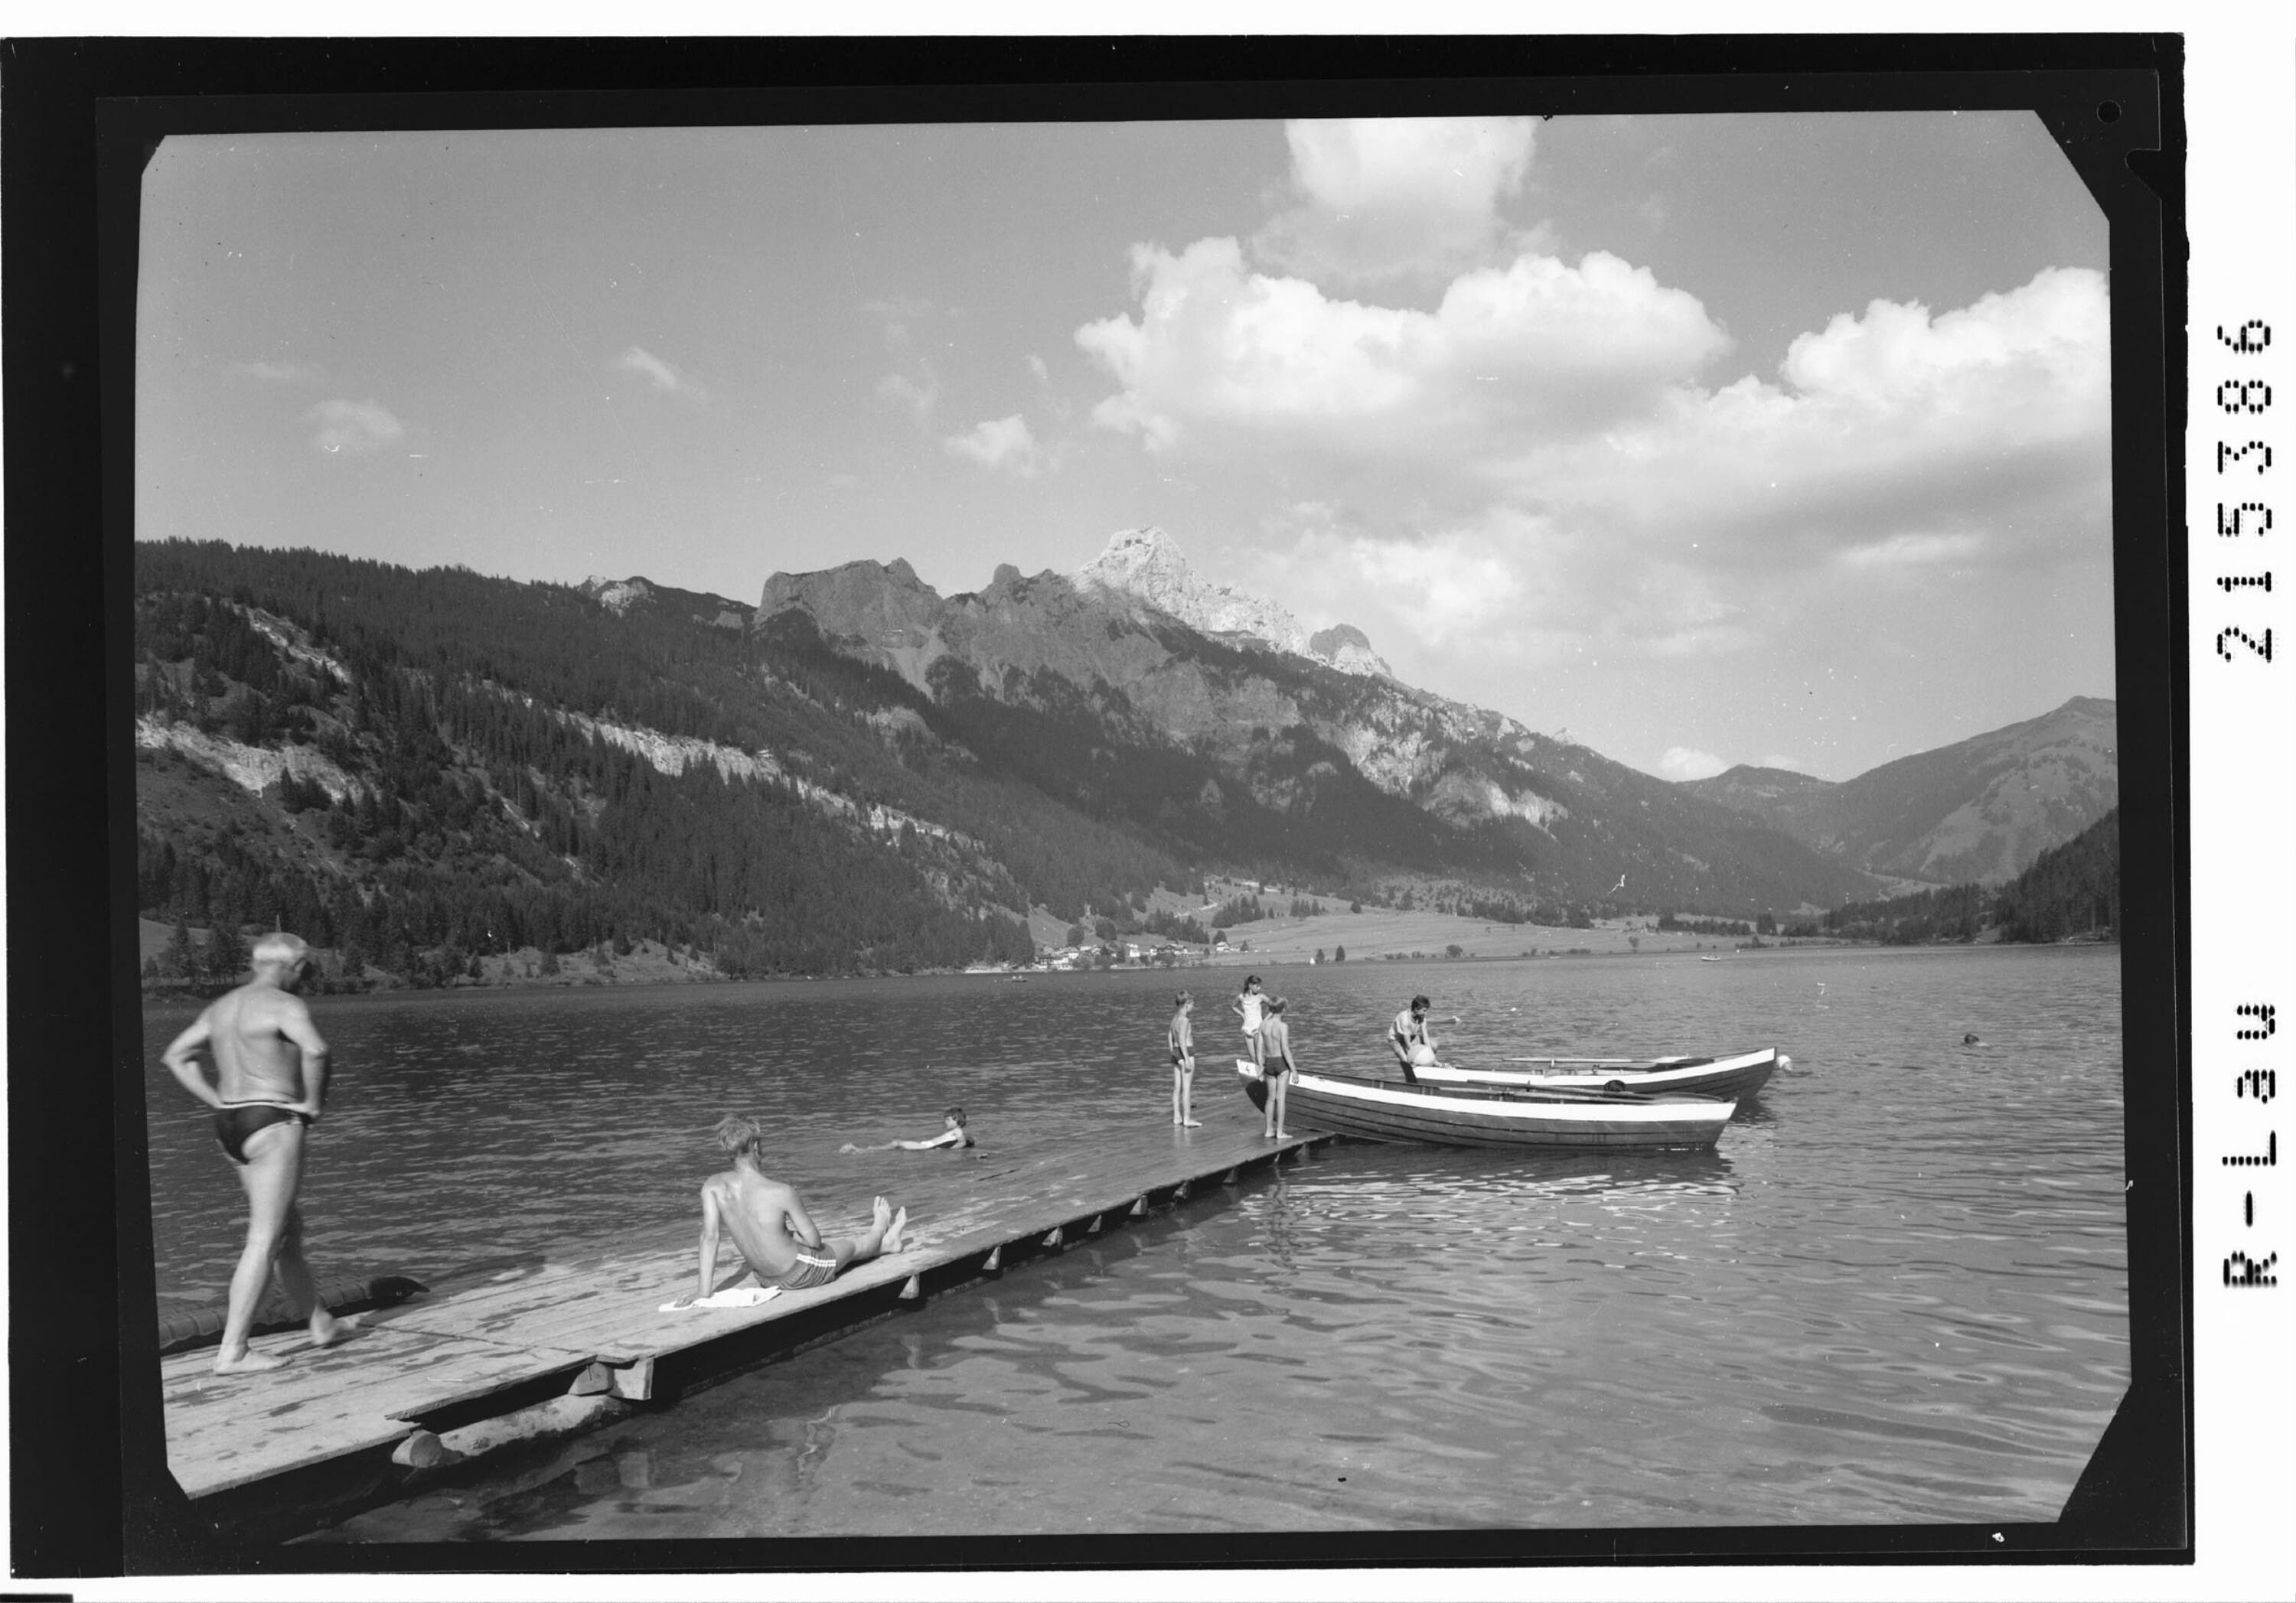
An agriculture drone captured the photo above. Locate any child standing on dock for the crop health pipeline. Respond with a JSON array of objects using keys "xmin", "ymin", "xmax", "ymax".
[
  {"xmin": 1168, "ymin": 992, "xmax": 1202, "ymax": 1127},
  {"xmin": 677, "ymin": 1116, "xmax": 908, "ymax": 1304},
  {"xmin": 1260, "ymin": 997, "xmax": 1297, "ymax": 1139},
  {"xmin": 1232, "ymin": 974, "xmax": 1267, "ymax": 1074},
  {"xmin": 157, "ymin": 931, "xmax": 359, "ymax": 1375}
]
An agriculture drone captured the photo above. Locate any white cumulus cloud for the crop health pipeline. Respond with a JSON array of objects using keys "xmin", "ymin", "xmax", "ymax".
[
  {"xmin": 944, "ymin": 414, "xmax": 1044, "ymax": 477},
  {"xmin": 1076, "ymin": 206, "xmax": 2109, "ymax": 715},
  {"xmin": 612, "ymin": 345, "xmax": 704, "ymax": 399},
  {"xmin": 1658, "ymin": 746, "xmax": 1729, "ymax": 781},
  {"xmin": 876, "ymin": 366, "xmax": 940, "ymax": 427},
  {"xmin": 233, "ymin": 359, "xmax": 322, "ymax": 383},
  {"xmin": 1254, "ymin": 117, "xmax": 1538, "ymax": 286},
  {"xmin": 305, "ymin": 399, "xmax": 404, "ymax": 456},
  {"xmin": 1075, "ymin": 236, "xmax": 1728, "ymax": 459}
]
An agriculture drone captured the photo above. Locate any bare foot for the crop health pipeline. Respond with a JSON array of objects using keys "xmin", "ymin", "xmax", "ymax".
[
  {"xmin": 1182, "ymin": 1119, "xmax": 1203, "ymax": 1128},
  {"xmin": 213, "ymin": 1347, "xmax": 292, "ymax": 1375},
  {"xmin": 309, "ymin": 1312, "xmax": 364, "ymax": 1350},
  {"xmin": 882, "ymin": 1206, "xmax": 909, "ymax": 1254},
  {"xmin": 871, "ymin": 1195, "xmax": 894, "ymax": 1233},
  {"xmin": 1275, "ymin": 1130, "xmax": 1292, "ymax": 1139}
]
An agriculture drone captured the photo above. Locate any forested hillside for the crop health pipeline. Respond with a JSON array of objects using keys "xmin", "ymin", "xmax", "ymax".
[
  {"xmin": 1779, "ymin": 808, "xmax": 2120, "ymax": 946},
  {"xmin": 129, "ymin": 542, "xmax": 1107, "ymax": 984},
  {"xmin": 134, "ymin": 541, "xmax": 2089, "ymax": 992}
]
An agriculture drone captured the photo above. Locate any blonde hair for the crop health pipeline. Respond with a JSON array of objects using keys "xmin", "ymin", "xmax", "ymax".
[
  {"xmin": 713, "ymin": 1114, "xmax": 768, "ymax": 1162},
  {"xmin": 251, "ymin": 931, "xmax": 310, "ymax": 969}
]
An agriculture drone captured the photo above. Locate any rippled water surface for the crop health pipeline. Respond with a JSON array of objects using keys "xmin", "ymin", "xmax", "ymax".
[{"xmin": 142, "ymin": 946, "xmax": 2128, "ymax": 1534}]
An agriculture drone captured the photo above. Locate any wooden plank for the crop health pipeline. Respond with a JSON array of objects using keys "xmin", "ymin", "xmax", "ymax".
[{"xmin": 160, "ymin": 1325, "xmax": 596, "ymax": 1498}]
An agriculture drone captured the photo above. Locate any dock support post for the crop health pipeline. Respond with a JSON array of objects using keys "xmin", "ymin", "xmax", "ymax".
[
  {"xmin": 1130, "ymin": 1196, "xmax": 1147, "ymax": 1217},
  {"xmin": 607, "ymin": 1359, "xmax": 655, "ymax": 1403},
  {"xmin": 983, "ymin": 1244, "xmax": 1002, "ymax": 1272},
  {"xmin": 899, "ymin": 1275, "xmax": 922, "ymax": 1301},
  {"xmin": 567, "ymin": 1361, "xmax": 614, "ymax": 1398},
  {"xmin": 391, "ymin": 1429, "xmax": 448, "ymax": 1470},
  {"xmin": 1042, "ymin": 1226, "xmax": 1065, "ymax": 1248},
  {"xmin": 1222, "ymin": 1167, "xmax": 1240, "ymax": 1185}
]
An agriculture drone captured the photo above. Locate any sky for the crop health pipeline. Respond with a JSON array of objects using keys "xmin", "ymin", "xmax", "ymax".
[{"xmin": 136, "ymin": 111, "xmax": 2113, "ymax": 784}]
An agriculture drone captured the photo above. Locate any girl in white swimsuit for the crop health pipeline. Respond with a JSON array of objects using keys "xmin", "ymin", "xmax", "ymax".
[{"xmin": 1234, "ymin": 974, "xmax": 1267, "ymax": 1069}]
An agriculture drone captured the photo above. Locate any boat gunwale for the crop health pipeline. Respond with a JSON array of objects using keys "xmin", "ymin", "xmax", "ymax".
[{"xmin": 1286, "ymin": 1070, "xmax": 1737, "ymax": 1125}]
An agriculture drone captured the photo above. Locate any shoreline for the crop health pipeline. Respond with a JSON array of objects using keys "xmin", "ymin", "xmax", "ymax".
[{"xmin": 136, "ymin": 925, "xmax": 2118, "ymax": 1006}]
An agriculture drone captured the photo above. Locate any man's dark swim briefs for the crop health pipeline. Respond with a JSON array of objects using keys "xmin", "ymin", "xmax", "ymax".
[{"xmin": 214, "ymin": 1103, "xmax": 311, "ymax": 1165}]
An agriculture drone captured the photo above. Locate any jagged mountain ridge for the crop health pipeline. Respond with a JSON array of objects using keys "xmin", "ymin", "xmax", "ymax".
[
  {"xmin": 753, "ymin": 531, "xmax": 1880, "ymax": 912},
  {"xmin": 1071, "ymin": 526, "xmax": 1392, "ymax": 677},
  {"xmin": 1678, "ymin": 696, "xmax": 2118, "ymax": 885}
]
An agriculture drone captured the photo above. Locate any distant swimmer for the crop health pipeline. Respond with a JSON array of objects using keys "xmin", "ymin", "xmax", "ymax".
[
  {"xmin": 674, "ymin": 1116, "xmax": 906, "ymax": 1306},
  {"xmin": 158, "ymin": 931, "xmax": 360, "ymax": 1375},
  {"xmin": 841, "ymin": 1106, "xmax": 974, "ymax": 1153},
  {"xmin": 1962, "ymin": 1033, "xmax": 1987, "ymax": 1047}
]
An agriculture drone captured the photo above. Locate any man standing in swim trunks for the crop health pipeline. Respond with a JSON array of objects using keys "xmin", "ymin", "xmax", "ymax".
[
  {"xmin": 675, "ymin": 1115, "xmax": 908, "ymax": 1305},
  {"xmin": 158, "ymin": 930, "xmax": 355, "ymax": 1375}
]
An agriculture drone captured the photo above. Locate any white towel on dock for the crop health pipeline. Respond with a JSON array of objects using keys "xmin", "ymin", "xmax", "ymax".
[{"xmin": 660, "ymin": 1285, "xmax": 783, "ymax": 1312}]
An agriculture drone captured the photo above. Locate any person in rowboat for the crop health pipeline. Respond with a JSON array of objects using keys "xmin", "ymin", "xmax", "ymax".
[
  {"xmin": 1169, "ymin": 992, "xmax": 1202, "ymax": 1127},
  {"xmin": 157, "ymin": 930, "xmax": 359, "ymax": 1375},
  {"xmin": 673, "ymin": 1116, "xmax": 908, "ymax": 1305},
  {"xmin": 1260, "ymin": 997, "xmax": 1297, "ymax": 1139},
  {"xmin": 1390, "ymin": 994, "xmax": 1437, "ymax": 1080},
  {"xmin": 841, "ymin": 1106, "xmax": 974, "ymax": 1152}
]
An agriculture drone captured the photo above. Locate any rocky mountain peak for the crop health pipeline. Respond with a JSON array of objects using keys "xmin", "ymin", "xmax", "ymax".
[
  {"xmin": 1307, "ymin": 624, "xmax": 1393, "ymax": 679},
  {"xmin": 581, "ymin": 575, "xmax": 653, "ymax": 615},
  {"xmin": 1072, "ymin": 526, "xmax": 1388, "ymax": 676}
]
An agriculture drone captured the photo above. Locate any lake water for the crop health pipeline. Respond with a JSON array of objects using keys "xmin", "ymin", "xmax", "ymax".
[{"xmin": 139, "ymin": 944, "xmax": 2129, "ymax": 1536}]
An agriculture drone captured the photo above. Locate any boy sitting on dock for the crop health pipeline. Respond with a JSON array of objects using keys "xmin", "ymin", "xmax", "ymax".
[
  {"xmin": 671, "ymin": 1116, "xmax": 908, "ymax": 1305},
  {"xmin": 841, "ymin": 1106, "xmax": 974, "ymax": 1153}
]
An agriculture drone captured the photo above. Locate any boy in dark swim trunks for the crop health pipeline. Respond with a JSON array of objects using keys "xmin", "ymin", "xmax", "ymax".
[
  {"xmin": 158, "ymin": 931, "xmax": 357, "ymax": 1374},
  {"xmin": 1260, "ymin": 996, "xmax": 1299, "ymax": 1139},
  {"xmin": 1169, "ymin": 992, "xmax": 1202, "ymax": 1127},
  {"xmin": 672, "ymin": 1116, "xmax": 909, "ymax": 1304}
]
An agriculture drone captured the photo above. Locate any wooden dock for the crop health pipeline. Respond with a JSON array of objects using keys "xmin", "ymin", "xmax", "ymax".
[{"xmin": 158, "ymin": 1106, "xmax": 1339, "ymax": 1541}]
